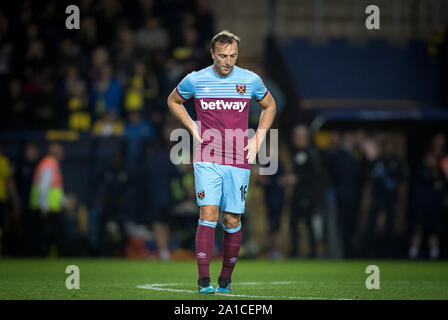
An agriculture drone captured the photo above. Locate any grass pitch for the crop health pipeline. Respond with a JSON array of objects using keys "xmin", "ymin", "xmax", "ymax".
[{"xmin": 0, "ymin": 258, "xmax": 447, "ymax": 300}]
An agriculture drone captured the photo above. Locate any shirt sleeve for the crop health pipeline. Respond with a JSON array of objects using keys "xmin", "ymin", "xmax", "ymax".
[
  {"xmin": 251, "ymin": 74, "xmax": 268, "ymax": 101},
  {"xmin": 176, "ymin": 72, "xmax": 196, "ymax": 100}
]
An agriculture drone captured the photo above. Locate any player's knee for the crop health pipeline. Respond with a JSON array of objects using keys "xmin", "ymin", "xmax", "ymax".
[
  {"xmin": 221, "ymin": 213, "xmax": 241, "ymax": 229},
  {"xmin": 200, "ymin": 205, "xmax": 219, "ymax": 222}
]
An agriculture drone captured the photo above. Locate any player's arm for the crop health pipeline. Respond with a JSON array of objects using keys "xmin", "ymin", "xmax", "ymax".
[
  {"xmin": 244, "ymin": 91, "xmax": 276, "ymax": 163},
  {"xmin": 167, "ymin": 89, "xmax": 203, "ymax": 143}
]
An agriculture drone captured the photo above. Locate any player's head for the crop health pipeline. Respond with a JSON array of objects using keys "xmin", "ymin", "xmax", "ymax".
[{"xmin": 210, "ymin": 30, "xmax": 240, "ymax": 77}]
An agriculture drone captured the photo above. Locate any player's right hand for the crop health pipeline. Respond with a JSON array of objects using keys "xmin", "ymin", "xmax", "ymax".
[{"xmin": 190, "ymin": 121, "xmax": 203, "ymax": 144}]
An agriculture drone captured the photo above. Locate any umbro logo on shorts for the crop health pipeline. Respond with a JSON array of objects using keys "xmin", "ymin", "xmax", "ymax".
[
  {"xmin": 197, "ymin": 252, "xmax": 207, "ymax": 259},
  {"xmin": 198, "ymin": 190, "xmax": 205, "ymax": 200}
]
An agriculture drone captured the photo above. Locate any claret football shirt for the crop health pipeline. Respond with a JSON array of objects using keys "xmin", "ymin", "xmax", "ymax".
[{"xmin": 176, "ymin": 65, "xmax": 268, "ymax": 169}]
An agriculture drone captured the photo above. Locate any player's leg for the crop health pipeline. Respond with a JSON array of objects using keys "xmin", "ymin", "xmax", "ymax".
[
  {"xmin": 216, "ymin": 211, "xmax": 241, "ymax": 293},
  {"xmin": 216, "ymin": 165, "xmax": 250, "ymax": 293},
  {"xmin": 196, "ymin": 205, "xmax": 219, "ymax": 293},
  {"xmin": 193, "ymin": 162, "xmax": 222, "ymax": 293}
]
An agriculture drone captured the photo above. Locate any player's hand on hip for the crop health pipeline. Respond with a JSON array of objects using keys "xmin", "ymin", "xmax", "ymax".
[
  {"xmin": 244, "ymin": 135, "xmax": 260, "ymax": 164},
  {"xmin": 189, "ymin": 121, "xmax": 203, "ymax": 144}
]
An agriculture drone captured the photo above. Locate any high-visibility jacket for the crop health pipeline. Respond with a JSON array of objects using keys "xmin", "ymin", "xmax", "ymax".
[
  {"xmin": 0, "ymin": 154, "xmax": 13, "ymax": 203},
  {"xmin": 30, "ymin": 156, "xmax": 64, "ymax": 212}
]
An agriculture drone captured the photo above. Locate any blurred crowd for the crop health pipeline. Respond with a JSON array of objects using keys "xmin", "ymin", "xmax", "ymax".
[
  {"xmin": 0, "ymin": 0, "xmax": 214, "ymax": 134},
  {"xmin": 253, "ymin": 128, "xmax": 448, "ymax": 260},
  {"xmin": 0, "ymin": 0, "xmax": 215, "ymax": 259},
  {"xmin": 1, "ymin": 129, "xmax": 447, "ymax": 260},
  {"xmin": 0, "ymin": 0, "xmax": 447, "ymax": 261}
]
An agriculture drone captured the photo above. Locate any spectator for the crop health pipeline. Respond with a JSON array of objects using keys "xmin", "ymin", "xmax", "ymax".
[
  {"xmin": 57, "ymin": 38, "xmax": 84, "ymax": 73},
  {"xmin": 8, "ymin": 78, "xmax": 29, "ymax": 130},
  {"xmin": 289, "ymin": 125, "xmax": 324, "ymax": 258},
  {"xmin": 135, "ymin": 18, "xmax": 170, "ymax": 53},
  {"xmin": 90, "ymin": 64, "xmax": 123, "ymax": 119},
  {"xmin": 124, "ymin": 110, "xmax": 155, "ymax": 171},
  {"xmin": 0, "ymin": 144, "xmax": 21, "ymax": 257},
  {"xmin": 76, "ymin": 16, "xmax": 98, "ymax": 56},
  {"xmin": 163, "ymin": 59, "xmax": 185, "ymax": 94},
  {"xmin": 125, "ymin": 111, "xmax": 155, "ymax": 139},
  {"xmin": 327, "ymin": 131, "xmax": 360, "ymax": 258},
  {"xmin": 92, "ymin": 110, "xmax": 125, "ymax": 137},
  {"xmin": 124, "ymin": 60, "xmax": 159, "ymax": 115},
  {"xmin": 61, "ymin": 65, "xmax": 81, "ymax": 96},
  {"xmin": 34, "ymin": 79, "xmax": 65, "ymax": 130},
  {"xmin": 67, "ymin": 80, "xmax": 91, "ymax": 132},
  {"xmin": 89, "ymin": 47, "xmax": 110, "ymax": 83},
  {"xmin": 95, "ymin": 150, "xmax": 130, "ymax": 256},
  {"xmin": 15, "ymin": 142, "xmax": 41, "ymax": 255},
  {"xmin": 172, "ymin": 28, "xmax": 206, "ymax": 69},
  {"xmin": 194, "ymin": 0, "xmax": 215, "ymax": 47},
  {"xmin": 364, "ymin": 136, "xmax": 406, "ymax": 258},
  {"xmin": 0, "ymin": 42, "xmax": 13, "ymax": 88},
  {"xmin": 140, "ymin": 132, "xmax": 181, "ymax": 261},
  {"xmin": 94, "ymin": 0, "xmax": 122, "ymax": 46},
  {"xmin": 255, "ymin": 139, "xmax": 292, "ymax": 261},
  {"xmin": 113, "ymin": 26, "xmax": 142, "ymax": 84},
  {"xmin": 409, "ymin": 151, "xmax": 446, "ymax": 259},
  {"xmin": 248, "ymin": 63, "xmax": 285, "ymax": 129},
  {"xmin": 430, "ymin": 133, "xmax": 448, "ymax": 181},
  {"xmin": 24, "ymin": 39, "xmax": 47, "ymax": 73},
  {"xmin": 171, "ymin": 163, "xmax": 197, "ymax": 216},
  {"xmin": 29, "ymin": 142, "xmax": 68, "ymax": 256}
]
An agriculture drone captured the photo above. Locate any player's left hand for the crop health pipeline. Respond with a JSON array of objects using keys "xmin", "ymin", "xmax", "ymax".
[{"xmin": 244, "ymin": 135, "xmax": 261, "ymax": 164}]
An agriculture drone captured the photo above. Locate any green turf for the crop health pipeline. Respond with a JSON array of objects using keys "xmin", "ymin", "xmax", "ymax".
[{"xmin": 0, "ymin": 258, "xmax": 447, "ymax": 300}]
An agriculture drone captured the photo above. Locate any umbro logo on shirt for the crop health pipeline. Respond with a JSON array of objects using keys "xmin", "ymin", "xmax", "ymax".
[{"xmin": 199, "ymin": 99, "xmax": 247, "ymax": 112}]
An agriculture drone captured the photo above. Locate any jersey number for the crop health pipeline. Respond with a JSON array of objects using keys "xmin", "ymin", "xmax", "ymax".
[{"xmin": 240, "ymin": 185, "xmax": 248, "ymax": 202}]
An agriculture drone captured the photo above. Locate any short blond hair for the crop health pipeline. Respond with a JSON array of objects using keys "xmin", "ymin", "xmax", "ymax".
[{"xmin": 210, "ymin": 30, "xmax": 240, "ymax": 51}]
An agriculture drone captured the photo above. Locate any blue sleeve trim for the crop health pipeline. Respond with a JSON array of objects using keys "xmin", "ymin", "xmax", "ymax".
[
  {"xmin": 176, "ymin": 87, "xmax": 188, "ymax": 101},
  {"xmin": 255, "ymin": 90, "xmax": 269, "ymax": 102}
]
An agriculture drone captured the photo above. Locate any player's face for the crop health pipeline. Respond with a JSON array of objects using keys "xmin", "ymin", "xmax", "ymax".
[{"xmin": 211, "ymin": 41, "xmax": 238, "ymax": 77}]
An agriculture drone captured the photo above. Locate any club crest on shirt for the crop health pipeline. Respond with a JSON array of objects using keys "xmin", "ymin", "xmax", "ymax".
[
  {"xmin": 198, "ymin": 190, "xmax": 205, "ymax": 200},
  {"xmin": 236, "ymin": 84, "xmax": 246, "ymax": 95}
]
